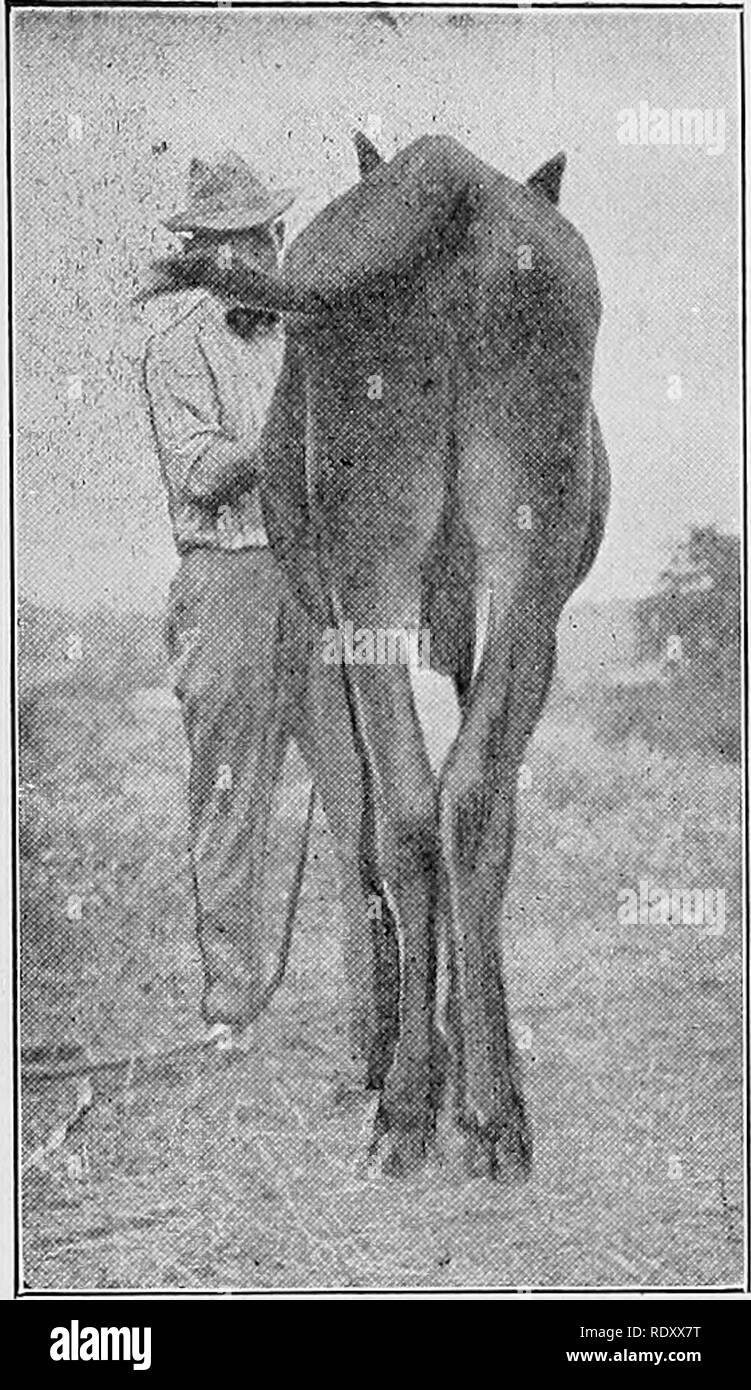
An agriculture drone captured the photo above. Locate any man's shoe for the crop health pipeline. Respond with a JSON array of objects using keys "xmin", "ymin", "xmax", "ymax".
[{"xmin": 201, "ymin": 978, "xmax": 262, "ymax": 1031}]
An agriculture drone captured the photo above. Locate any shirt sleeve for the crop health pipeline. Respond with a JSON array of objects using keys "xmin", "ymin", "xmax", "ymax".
[{"xmin": 143, "ymin": 327, "xmax": 229, "ymax": 498}]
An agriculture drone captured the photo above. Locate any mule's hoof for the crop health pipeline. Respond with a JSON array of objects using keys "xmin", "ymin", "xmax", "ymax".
[
  {"xmin": 367, "ymin": 1103, "xmax": 431, "ymax": 1177},
  {"xmin": 367, "ymin": 1128, "xmax": 425, "ymax": 1173},
  {"xmin": 497, "ymin": 1112, "xmax": 533, "ymax": 1176},
  {"xmin": 460, "ymin": 1103, "xmax": 532, "ymax": 1180}
]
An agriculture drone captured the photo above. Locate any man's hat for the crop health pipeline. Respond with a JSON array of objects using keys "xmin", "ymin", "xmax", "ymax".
[{"xmin": 163, "ymin": 151, "xmax": 295, "ymax": 233}]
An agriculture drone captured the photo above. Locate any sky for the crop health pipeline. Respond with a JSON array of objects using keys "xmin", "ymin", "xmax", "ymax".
[{"xmin": 11, "ymin": 5, "xmax": 742, "ymax": 614}]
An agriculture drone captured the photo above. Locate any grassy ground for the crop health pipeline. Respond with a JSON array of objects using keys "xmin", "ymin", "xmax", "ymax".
[{"xmin": 18, "ymin": 684, "xmax": 743, "ymax": 1290}]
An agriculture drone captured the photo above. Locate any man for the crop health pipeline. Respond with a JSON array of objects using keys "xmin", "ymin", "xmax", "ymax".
[{"xmin": 142, "ymin": 152, "xmax": 372, "ymax": 1054}]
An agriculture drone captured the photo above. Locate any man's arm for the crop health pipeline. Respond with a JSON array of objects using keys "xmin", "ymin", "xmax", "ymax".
[{"xmin": 143, "ymin": 330, "xmax": 258, "ymax": 506}]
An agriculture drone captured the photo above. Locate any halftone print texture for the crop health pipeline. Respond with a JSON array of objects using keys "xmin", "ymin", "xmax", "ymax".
[{"xmin": 14, "ymin": 5, "xmax": 743, "ymax": 1292}]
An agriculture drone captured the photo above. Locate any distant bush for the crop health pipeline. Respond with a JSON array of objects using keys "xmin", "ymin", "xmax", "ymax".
[
  {"xmin": 594, "ymin": 527, "xmax": 741, "ymax": 763},
  {"xmin": 595, "ymin": 676, "xmax": 740, "ymax": 763}
]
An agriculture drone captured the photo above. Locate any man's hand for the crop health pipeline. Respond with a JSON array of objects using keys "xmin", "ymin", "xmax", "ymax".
[{"xmin": 184, "ymin": 435, "xmax": 259, "ymax": 506}]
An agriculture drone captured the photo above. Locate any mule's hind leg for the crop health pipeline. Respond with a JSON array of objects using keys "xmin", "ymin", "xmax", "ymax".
[
  {"xmin": 439, "ymin": 593, "xmax": 558, "ymax": 1174},
  {"xmin": 327, "ymin": 593, "xmax": 440, "ymax": 1172},
  {"xmin": 439, "ymin": 416, "xmax": 603, "ymax": 1175}
]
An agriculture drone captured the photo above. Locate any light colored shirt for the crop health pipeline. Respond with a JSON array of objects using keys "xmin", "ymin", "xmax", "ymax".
[{"xmin": 143, "ymin": 293, "xmax": 284, "ymax": 552}]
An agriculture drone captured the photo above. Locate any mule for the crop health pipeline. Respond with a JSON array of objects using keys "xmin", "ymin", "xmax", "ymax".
[{"xmin": 170, "ymin": 132, "xmax": 610, "ymax": 1176}]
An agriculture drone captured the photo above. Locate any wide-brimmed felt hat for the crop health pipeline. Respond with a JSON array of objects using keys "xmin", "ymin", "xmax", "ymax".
[{"xmin": 163, "ymin": 151, "xmax": 295, "ymax": 232}]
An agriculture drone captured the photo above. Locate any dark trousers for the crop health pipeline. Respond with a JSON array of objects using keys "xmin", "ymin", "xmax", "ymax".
[{"xmin": 167, "ymin": 548, "xmax": 372, "ymax": 1046}]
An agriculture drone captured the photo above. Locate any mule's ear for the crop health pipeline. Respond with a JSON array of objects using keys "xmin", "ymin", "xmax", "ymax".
[
  {"xmin": 353, "ymin": 130, "xmax": 383, "ymax": 178},
  {"xmin": 527, "ymin": 151, "xmax": 566, "ymax": 206}
]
